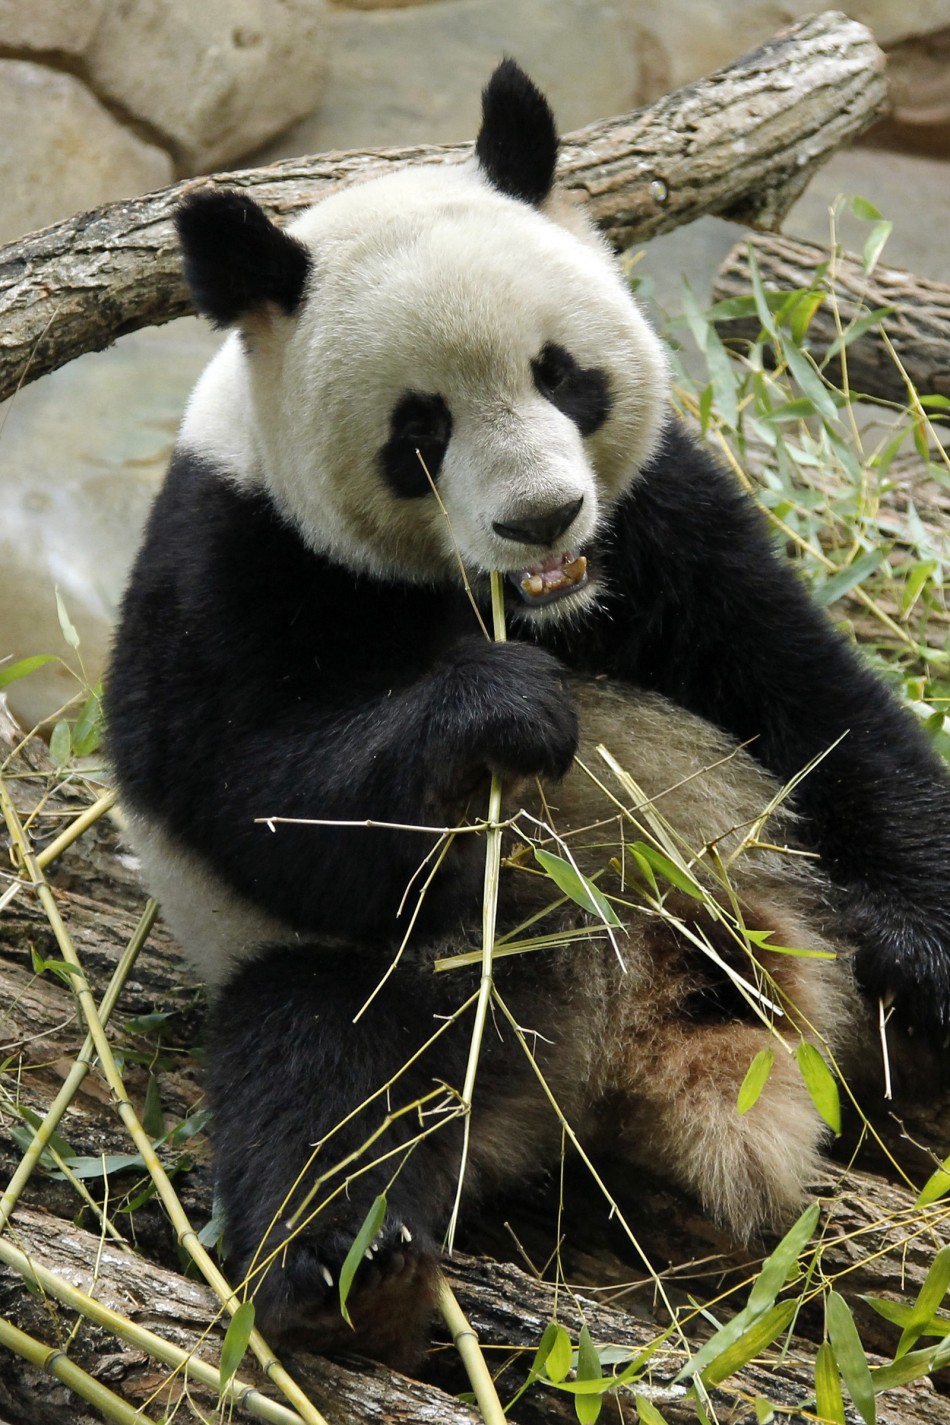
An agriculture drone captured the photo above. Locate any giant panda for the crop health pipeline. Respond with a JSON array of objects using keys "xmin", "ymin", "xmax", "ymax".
[{"xmin": 107, "ymin": 61, "xmax": 950, "ymax": 1368}]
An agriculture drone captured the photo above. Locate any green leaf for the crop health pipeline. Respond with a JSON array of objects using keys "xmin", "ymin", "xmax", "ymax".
[
  {"xmin": 49, "ymin": 719, "xmax": 72, "ymax": 767},
  {"xmin": 534, "ymin": 849, "xmax": 621, "ymax": 926},
  {"xmin": 849, "ymin": 195, "xmax": 884, "ymax": 222},
  {"xmin": 545, "ymin": 1324, "xmax": 573, "ymax": 1384},
  {"xmin": 870, "ymin": 1336, "xmax": 950, "ymax": 1392},
  {"xmin": 785, "ymin": 290, "xmax": 825, "ymax": 346},
  {"xmin": 781, "ymin": 340, "xmax": 839, "ymax": 423},
  {"xmin": 574, "ymin": 1323, "xmax": 603, "ymax": 1423},
  {"xmin": 626, "ymin": 841, "xmax": 704, "ymax": 900},
  {"xmin": 815, "ymin": 1339, "xmax": 846, "ymax": 1425},
  {"xmin": 634, "ymin": 1396, "xmax": 671, "ymax": 1425},
  {"xmin": 54, "ymin": 589, "xmax": 81, "ymax": 651},
  {"xmin": 338, "ymin": 1193, "xmax": 388, "ymax": 1326},
  {"xmin": 702, "ymin": 1299, "xmax": 797, "ymax": 1385},
  {"xmin": 746, "ymin": 244, "xmax": 777, "ymax": 339},
  {"xmin": 71, "ymin": 688, "xmax": 103, "ymax": 757},
  {"xmin": 737, "ymin": 1048, "xmax": 775, "ymax": 1115},
  {"xmin": 814, "ymin": 549, "xmax": 886, "ymax": 608},
  {"xmin": 896, "ymin": 1245, "xmax": 950, "ymax": 1357},
  {"xmin": 754, "ymin": 1398, "xmax": 775, "ymax": 1424},
  {"xmin": 16, "ymin": 1105, "xmax": 75, "ymax": 1161},
  {"xmin": 219, "ymin": 1300, "xmax": 255, "ymax": 1387},
  {"xmin": 748, "ymin": 1201, "xmax": 820, "ymax": 1313},
  {"xmin": 824, "ymin": 308, "xmax": 894, "ymax": 362},
  {"xmin": 916, "ymin": 1153, "xmax": 950, "ymax": 1207},
  {"xmin": 0, "ymin": 655, "xmax": 58, "ymax": 691},
  {"xmin": 826, "ymin": 1291, "xmax": 875, "ymax": 1425},
  {"xmin": 796, "ymin": 1041, "xmax": 841, "ymax": 1134},
  {"xmin": 863, "ymin": 221, "xmax": 892, "ymax": 276},
  {"xmin": 52, "ymin": 1152, "xmax": 146, "ymax": 1180}
]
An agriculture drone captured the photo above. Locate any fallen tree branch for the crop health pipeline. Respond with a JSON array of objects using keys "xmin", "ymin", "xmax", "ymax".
[
  {"xmin": 712, "ymin": 230, "xmax": 950, "ymax": 408},
  {"xmin": 0, "ymin": 11, "xmax": 887, "ymax": 405}
]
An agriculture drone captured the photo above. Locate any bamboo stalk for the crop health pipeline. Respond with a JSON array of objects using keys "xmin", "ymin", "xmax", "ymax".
[
  {"xmin": 439, "ymin": 1277, "xmax": 507, "ymax": 1425},
  {"xmin": 0, "ymin": 775, "xmax": 334, "ymax": 1425},
  {"xmin": 0, "ymin": 787, "xmax": 117, "ymax": 912},
  {"xmin": 0, "ymin": 1233, "xmax": 305, "ymax": 1425},
  {"xmin": 0, "ymin": 1312, "xmax": 156, "ymax": 1425},
  {"xmin": 445, "ymin": 569, "xmax": 507, "ymax": 1253},
  {"xmin": 0, "ymin": 898, "xmax": 157, "ymax": 1230}
]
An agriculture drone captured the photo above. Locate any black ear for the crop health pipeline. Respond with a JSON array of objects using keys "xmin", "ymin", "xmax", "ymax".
[
  {"xmin": 175, "ymin": 191, "xmax": 312, "ymax": 328},
  {"xmin": 475, "ymin": 59, "xmax": 558, "ymax": 206}
]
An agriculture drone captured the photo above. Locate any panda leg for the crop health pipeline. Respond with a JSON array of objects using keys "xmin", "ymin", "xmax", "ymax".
[
  {"xmin": 609, "ymin": 898, "xmax": 848, "ymax": 1238},
  {"xmin": 206, "ymin": 944, "xmax": 472, "ymax": 1369}
]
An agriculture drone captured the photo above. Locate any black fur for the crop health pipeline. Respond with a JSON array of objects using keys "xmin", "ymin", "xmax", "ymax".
[
  {"xmin": 378, "ymin": 392, "xmax": 453, "ymax": 498},
  {"xmin": 176, "ymin": 191, "xmax": 311, "ymax": 327},
  {"xmin": 532, "ymin": 342, "xmax": 612, "ymax": 436},
  {"xmin": 476, "ymin": 59, "xmax": 558, "ymax": 205}
]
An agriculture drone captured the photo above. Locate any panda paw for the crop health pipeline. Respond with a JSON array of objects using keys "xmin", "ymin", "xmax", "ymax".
[
  {"xmin": 442, "ymin": 641, "xmax": 578, "ymax": 785},
  {"xmin": 247, "ymin": 1217, "xmax": 440, "ymax": 1369}
]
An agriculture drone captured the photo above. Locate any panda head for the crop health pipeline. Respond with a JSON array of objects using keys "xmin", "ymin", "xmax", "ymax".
[{"xmin": 176, "ymin": 60, "xmax": 668, "ymax": 620}]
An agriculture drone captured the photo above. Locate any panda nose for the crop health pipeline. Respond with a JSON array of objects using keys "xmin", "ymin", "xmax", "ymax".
[{"xmin": 492, "ymin": 497, "xmax": 583, "ymax": 548}]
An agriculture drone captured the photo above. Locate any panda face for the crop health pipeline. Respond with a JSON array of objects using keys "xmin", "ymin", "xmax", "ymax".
[{"xmin": 177, "ymin": 89, "xmax": 668, "ymax": 621}]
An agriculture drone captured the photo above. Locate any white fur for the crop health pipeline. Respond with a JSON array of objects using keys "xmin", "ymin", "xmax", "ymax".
[
  {"xmin": 180, "ymin": 162, "xmax": 668, "ymax": 595},
  {"xmin": 128, "ymin": 814, "xmax": 298, "ymax": 988}
]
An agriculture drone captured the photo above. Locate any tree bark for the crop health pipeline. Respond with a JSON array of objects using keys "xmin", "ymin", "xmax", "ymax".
[
  {"xmin": 0, "ymin": 11, "xmax": 887, "ymax": 406},
  {"xmin": 712, "ymin": 230, "xmax": 950, "ymax": 408}
]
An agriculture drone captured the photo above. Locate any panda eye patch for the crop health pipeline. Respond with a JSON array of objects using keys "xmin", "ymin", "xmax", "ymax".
[
  {"xmin": 378, "ymin": 392, "xmax": 453, "ymax": 499},
  {"xmin": 532, "ymin": 342, "xmax": 611, "ymax": 437}
]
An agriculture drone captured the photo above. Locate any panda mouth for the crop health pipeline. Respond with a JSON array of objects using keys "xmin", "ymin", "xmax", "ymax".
[{"xmin": 510, "ymin": 551, "xmax": 589, "ymax": 607}]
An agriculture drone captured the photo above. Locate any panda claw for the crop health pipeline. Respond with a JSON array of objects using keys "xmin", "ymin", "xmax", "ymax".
[
  {"xmin": 319, "ymin": 1263, "xmax": 334, "ymax": 1288},
  {"xmin": 399, "ymin": 1222, "xmax": 412, "ymax": 1244}
]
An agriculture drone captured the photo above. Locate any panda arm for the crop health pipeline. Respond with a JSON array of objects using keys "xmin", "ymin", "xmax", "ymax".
[
  {"xmin": 108, "ymin": 457, "xmax": 577, "ymax": 938},
  {"xmin": 568, "ymin": 420, "xmax": 950, "ymax": 1028}
]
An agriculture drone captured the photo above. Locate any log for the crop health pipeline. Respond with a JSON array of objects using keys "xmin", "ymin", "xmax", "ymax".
[
  {"xmin": 712, "ymin": 230, "xmax": 950, "ymax": 408},
  {"xmin": 0, "ymin": 12, "xmax": 887, "ymax": 406}
]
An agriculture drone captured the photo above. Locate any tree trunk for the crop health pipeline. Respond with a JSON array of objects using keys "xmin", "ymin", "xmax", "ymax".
[
  {"xmin": 712, "ymin": 230, "xmax": 950, "ymax": 409},
  {"xmin": 0, "ymin": 11, "xmax": 887, "ymax": 406}
]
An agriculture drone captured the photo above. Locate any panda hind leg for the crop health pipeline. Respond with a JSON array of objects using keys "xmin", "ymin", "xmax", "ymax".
[
  {"xmin": 206, "ymin": 944, "xmax": 467, "ymax": 1370},
  {"xmin": 608, "ymin": 893, "xmax": 851, "ymax": 1240}
]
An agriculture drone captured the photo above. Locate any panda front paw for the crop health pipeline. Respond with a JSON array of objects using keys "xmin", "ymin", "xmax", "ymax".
[
  {"xmin": 440, "ymin": 641, "xmax": 578, "ymax": 787},
  {"xmin": 245, "ymin": 1215, "xmax": 440, "ymax": 1370}
]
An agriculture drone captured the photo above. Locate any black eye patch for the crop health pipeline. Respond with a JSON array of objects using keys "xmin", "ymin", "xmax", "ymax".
[
  {"xmin": 378, "ymin": 392, "xmax": 453, "ymax": 499},
  {"xmin": 532, "ymin": 342, "xmax": 611, "ymax": 437}
]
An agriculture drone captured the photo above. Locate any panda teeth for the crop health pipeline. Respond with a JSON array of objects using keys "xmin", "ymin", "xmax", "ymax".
[{"xmin": 514, "ymin": 552, "xmax": 588, "ymax": 606}]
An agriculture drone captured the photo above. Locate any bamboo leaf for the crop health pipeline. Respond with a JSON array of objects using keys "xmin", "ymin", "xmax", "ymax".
[
  {"xmin": 702, "ymin": 1300, "xmax": 797, "ymax": 1386},
  {"xmin": 748, "ymin": 1202, "xmax": 820, "ymax": 1312},
  {"xmin": 219, "ymin": 1300, "xmax": 255, "ymax": 1387},
  {"xmin": 815, "ymin": 1340, "xmax": 846, "ymax": 1425},
  {"xmin": 54, "ymin": 589, "xmax": 81, "ymax": 650},
  {"xmin": 896, "ymin": 1245, "xmax": 950, "ymax": 1357},
  {"xmin": 574, "ymin": 1324, "xmax": 603, "ymax": 1424},
  {"xmin": 826, "ymin": 1291, "xmax": 875, "ymax": 1425},
  {"xmin": 626, "ymin": 841, "xmax": 705, "ymax": 899},
  {"xmin": 814, "ymin": 549, "xmax": 886, "ymax": 608},
  {"xmin": 49, "ymin": 719, "xmax": 72, "ymax": 768},
  {"xmin": 0, "ymin": 654, "xmax": 58, "ymax": 691},
  {"xmin": 737, "ymin": 1048, "xmax": 775, "ymax": 1115},
  {"xmin": 338, "ymin": 1193, "xmax": 387, "ymax": 1326},
  {"xmin": 863, "ymin": 221, "xmax": 892, "ymax": 276},
  {"xmin": 916, "ymin": 1153, "xmax": 950, "ymax": 1208},
  {"xmin": 545, "ymin": 1324, "xmax": 573, "ymax": 1384},
  {"xmin": 634, "ymin": 1396, "xmax": 671, "ymax": 1425},
  {"xmin": 796, "ymin": 1041, "xmax": 841, "ymax": 1134},
  {"xmin": 535, "ymin": 849, "xmax": 620, "ymax": 926}
]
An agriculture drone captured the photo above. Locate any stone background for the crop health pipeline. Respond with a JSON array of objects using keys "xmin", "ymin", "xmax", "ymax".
[{"xmin": 1, "ymin": 0, "xmax": 949, "ymax": 724}]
